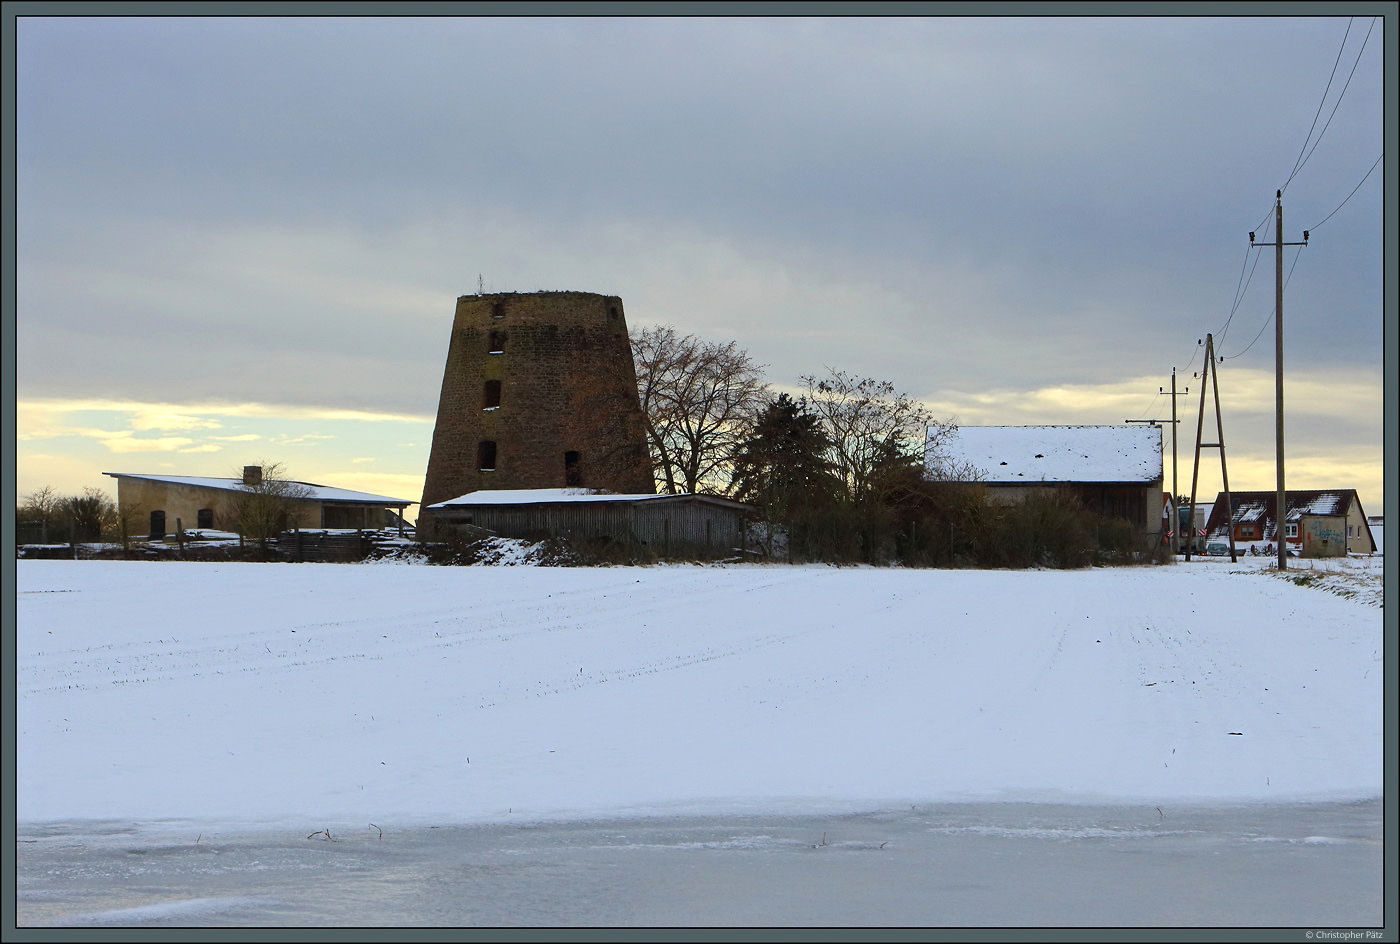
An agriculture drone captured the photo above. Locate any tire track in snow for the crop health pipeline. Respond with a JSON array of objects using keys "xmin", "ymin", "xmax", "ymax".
[{"xmin": 17, "ymin": 568, "xmax": 813, "ymax": 697}]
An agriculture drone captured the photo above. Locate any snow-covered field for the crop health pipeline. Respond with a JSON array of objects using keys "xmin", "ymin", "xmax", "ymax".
[{"xmin": 15, "ymin": 553, "xmax": 1384, "ymax": 834}]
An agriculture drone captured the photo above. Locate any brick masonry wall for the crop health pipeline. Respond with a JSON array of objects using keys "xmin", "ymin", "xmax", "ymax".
[{"xmin": 420, "ymin": 291, "xmax": 655, "ymax": 509}]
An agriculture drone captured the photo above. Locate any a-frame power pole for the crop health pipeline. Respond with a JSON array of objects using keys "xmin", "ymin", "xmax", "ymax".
[{"xmin": 1184, "ymin": 334, "xmax": 1236, "ymax": 562}]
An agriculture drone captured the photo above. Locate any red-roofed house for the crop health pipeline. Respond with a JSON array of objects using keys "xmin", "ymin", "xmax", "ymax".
[{"xmin": 1204, "ymin": 489, "xmax": 1376, "ymax": 556}]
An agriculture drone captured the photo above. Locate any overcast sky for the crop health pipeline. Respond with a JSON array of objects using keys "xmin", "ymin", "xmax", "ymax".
[{"xmin": 12, "ymin": 12, "xmax": 1391, "ymax": 517}]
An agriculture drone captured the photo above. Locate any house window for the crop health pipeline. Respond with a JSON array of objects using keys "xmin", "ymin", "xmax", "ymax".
[
  {"xmin": 1239, "ymin": 525, "xmax": 1253, "ymax": 539},
  {"xmin": 1285, "ymin": 523, "xmax": 1297, "ymax": 538},
  {"xmin": 564, "ymin": 450, "xmax": 582, "ymax": 486},
  {"xmin": 149, "ymin": 510, "xmax": 166, "ymax": 539},
  {"xmin": 488, "ymin": 330, "xmax": 504, "ymax": 353},
  {"xmin": 197, "ymin": 508, "xmax": 213, "ymax": 529},
  {"xmin": 483, "ymin": 379, "xmax": 502, "ymax": 409},
  {"xmin": 478, "ymin": 440, "xmax": 497, "ymax": 471}
]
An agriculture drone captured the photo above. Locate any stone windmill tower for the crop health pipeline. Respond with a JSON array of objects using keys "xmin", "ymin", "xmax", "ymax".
[{"xmin": 419, "ymin": 291, "xmax": 655, "ymax": 510}]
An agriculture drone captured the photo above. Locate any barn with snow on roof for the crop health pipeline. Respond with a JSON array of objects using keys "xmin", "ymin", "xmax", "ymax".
[
  {"xmin": 924, "ymin": 424, "xmax": 1164, "ymax": 539},
  {"xmin": 103, "ymin": 466, "xmax": 414, "ymax": 540}
]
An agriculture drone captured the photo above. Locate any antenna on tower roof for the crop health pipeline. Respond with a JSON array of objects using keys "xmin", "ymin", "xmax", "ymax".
[{"xmin": 477, "ymin": 274, "xmax": 485, "ymax": 295}]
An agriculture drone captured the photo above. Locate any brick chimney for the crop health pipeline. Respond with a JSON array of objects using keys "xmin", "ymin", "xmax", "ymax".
[{"xmin": 243, "ymin": 465, "xmax": 263, "ymax": 487}]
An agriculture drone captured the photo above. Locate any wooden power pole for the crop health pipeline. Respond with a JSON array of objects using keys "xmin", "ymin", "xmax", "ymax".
[
  {"xmin": 1185, "ymin": 334, "xmax": 1235, "ymax": 562},
  {"xmin": 1130, "ymin": 370, "xmax": 1188, "ymax": 553},
  {"xmin": 1249, "ymin": 192, "xmax": 1308, "ymax": 569},
  {"xmin": 1160, "ymin": 369, "xmax": 1189, "ymax": 552}
]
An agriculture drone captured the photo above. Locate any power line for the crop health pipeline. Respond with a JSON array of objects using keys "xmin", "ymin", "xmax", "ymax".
[
  {"xmin": 1216, "ymin": 202, "xmax": 1277, "ymax": 340},
  {"xmin": 1221, "ymin": 245, "xmax": 1307, "ymax": 361},
  {"xmin": 1133, "ymin": 388, "xmax": 1164, "ymax": 423},
  {"xmin": 1282, "ymin": 16, "xmax": 1378, "ymax": 193},
  {"xmin": 1309, "ymin": 152, "xmax": 1383, "ymax": 231},
  {"xmin": 1283, "ymin": 17, "xmax": 1354, "ymax": 190}
]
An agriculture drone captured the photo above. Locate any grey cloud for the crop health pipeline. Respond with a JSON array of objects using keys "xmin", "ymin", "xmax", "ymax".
[{"xmin": 16, "ymin": 15, "xmax": 1384, "ymax": 418}]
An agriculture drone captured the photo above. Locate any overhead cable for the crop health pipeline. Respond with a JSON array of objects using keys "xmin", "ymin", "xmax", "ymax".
[
  {"xmin": 1309, "ymin": 153, "xmax": 1383, "ymax": 231},
  {"xmin": 1283, "ymin": 16, "xmax": 1378, "ymax": 193}
]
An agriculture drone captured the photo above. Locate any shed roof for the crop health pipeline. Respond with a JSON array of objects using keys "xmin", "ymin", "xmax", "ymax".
[
  {"xmin": 927, "ymin": 425, "xmax": 1162, "ymax": 484},
  {"xmin": 103, "ymin": 473, "xmax": 412, "ymax": 507},
  {"xmin": 429, "ymin": 488, "xmax": 749, "ymax": 511}
]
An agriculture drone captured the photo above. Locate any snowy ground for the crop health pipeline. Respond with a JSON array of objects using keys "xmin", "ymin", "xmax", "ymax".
[
  {"xmin": 16, "ymin": 552, "xmax": 1384, "ymax": 830},
  {"xmin": 13, "ymin": 551, "xmax": 1388, "ymax": 928}
]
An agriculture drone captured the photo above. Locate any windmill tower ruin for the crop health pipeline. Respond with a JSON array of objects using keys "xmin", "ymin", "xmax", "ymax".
[{"xmin": 419, "ymin": 291, "xmax": 655, "ymax": 511}]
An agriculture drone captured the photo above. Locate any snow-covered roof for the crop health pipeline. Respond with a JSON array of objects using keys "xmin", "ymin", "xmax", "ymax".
[
  {"xmin": 927, "ymin": 425, "xmax": 1162, "ymax": 484},
  {"xmin": 103, "ymin": 473, "xmax": 411, "ymax": 506},
  {"xmin": 430, "ymin": 488, "xmax": 747, "ymax": 510},
  {"xmin": 1203, "ymin": 490, "xmax": 1373, "ymax": 545}
]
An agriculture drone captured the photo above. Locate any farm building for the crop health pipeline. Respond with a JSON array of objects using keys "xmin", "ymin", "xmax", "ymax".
[
  {"xmin": 925, "ymin": 424, "xmax": 1164, "ymax": 539},
  {"xmin": 103, "ymin": 467, "xmax": 414, "ymax": 540},
  {"xmin": 1204, "ymin": 489, "xmax": 1376, "ymax": 556},
  {"xmin": 423, "ymin": 488, "xmax": 753, "ymax": 560}
]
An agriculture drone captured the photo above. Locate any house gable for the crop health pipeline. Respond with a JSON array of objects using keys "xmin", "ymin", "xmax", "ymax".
[{"xmin": 1205, "ymin": 489, "xmax": 1376, "ymax": 554}]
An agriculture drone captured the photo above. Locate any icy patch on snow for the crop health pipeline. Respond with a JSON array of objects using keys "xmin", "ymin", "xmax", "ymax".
[
  {"xmin": 926, "ymin": 825, "xmax": 1188, "ymax": 842},
  {"xmin": 39, "ymin": 896, "xmax": 266, "ymax": 926}
]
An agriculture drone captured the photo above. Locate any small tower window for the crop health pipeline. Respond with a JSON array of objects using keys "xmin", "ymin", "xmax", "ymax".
[
  {"xmin": 607, "ymin": 306, "xmax": 619, "ymax": 321},
  {"xmin": 564, "ymin": 450, "xmax": 582, "ymax": 486},
  {"xmin": 488, "ymin": 330, "xmax": 504, "ymax": 353},
  {"xmin": 483, "ymin": 379, "xmax": 502, "ymax": 409},
  {"xmin": 491, "ymin": 302, "xmax": 505, "ymax": 320},
  {"xmin": 478, "ymin": 441, "xmax": 497, "ymax": 471}
]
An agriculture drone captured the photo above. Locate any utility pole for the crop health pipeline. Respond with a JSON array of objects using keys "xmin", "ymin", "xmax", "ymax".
[
  {"xmin": 1124, "ymin": 417, "xmax": 1174, "ymax": 552},
  {"xmin": 1249, "ymin": 192, "xmax": 1308, "ymax": 570},
  {"xmin": 1132, "ymin": 369, "xmax": 1189, "ymax": 553},
  {"xmin": 1185, "ymin": 334, "xmax": 1235, "ymax": 562},
  {"xmin": 1163, "ymin": 369, "xmax": 1186, "ymax": 506}
]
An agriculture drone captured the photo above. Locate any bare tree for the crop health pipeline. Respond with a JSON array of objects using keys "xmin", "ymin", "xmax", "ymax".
[
  {"xmin": 800, "ymin": 368, "xmax": 945, "ymax": 502},
  {"xmin": 632, "ymin": 326, "xmax": 769, "ymax": 494},
  {"xmin": 222, "ymin": 461, "xmax": 314, "ymax": 546},
  {"xmin": 19, "ymin": 485, "xmax": 63, "ymax": 543},
  {"xmin": 63, "ymin": 487, "xmax": 119, "ymax": 543},
  {"xmin": 924, "ymin": 425, "xmax": 986, "ymax": 484},
  {"xmin": 112, "ymin": 497, "xmax": 147, "ymax": 549}
]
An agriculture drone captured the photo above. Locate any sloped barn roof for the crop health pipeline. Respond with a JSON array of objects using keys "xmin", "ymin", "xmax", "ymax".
[
  {"xmin": 429, "ymin": 488, "xmax": 749, "ymax": 511},
  {"xmin": 103, "ymin": 473, "xmax": 412, "ymax": 507},
  {"xmin": 926, "ymin": 425, "xmax": 1162, "ymax": 484}
]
